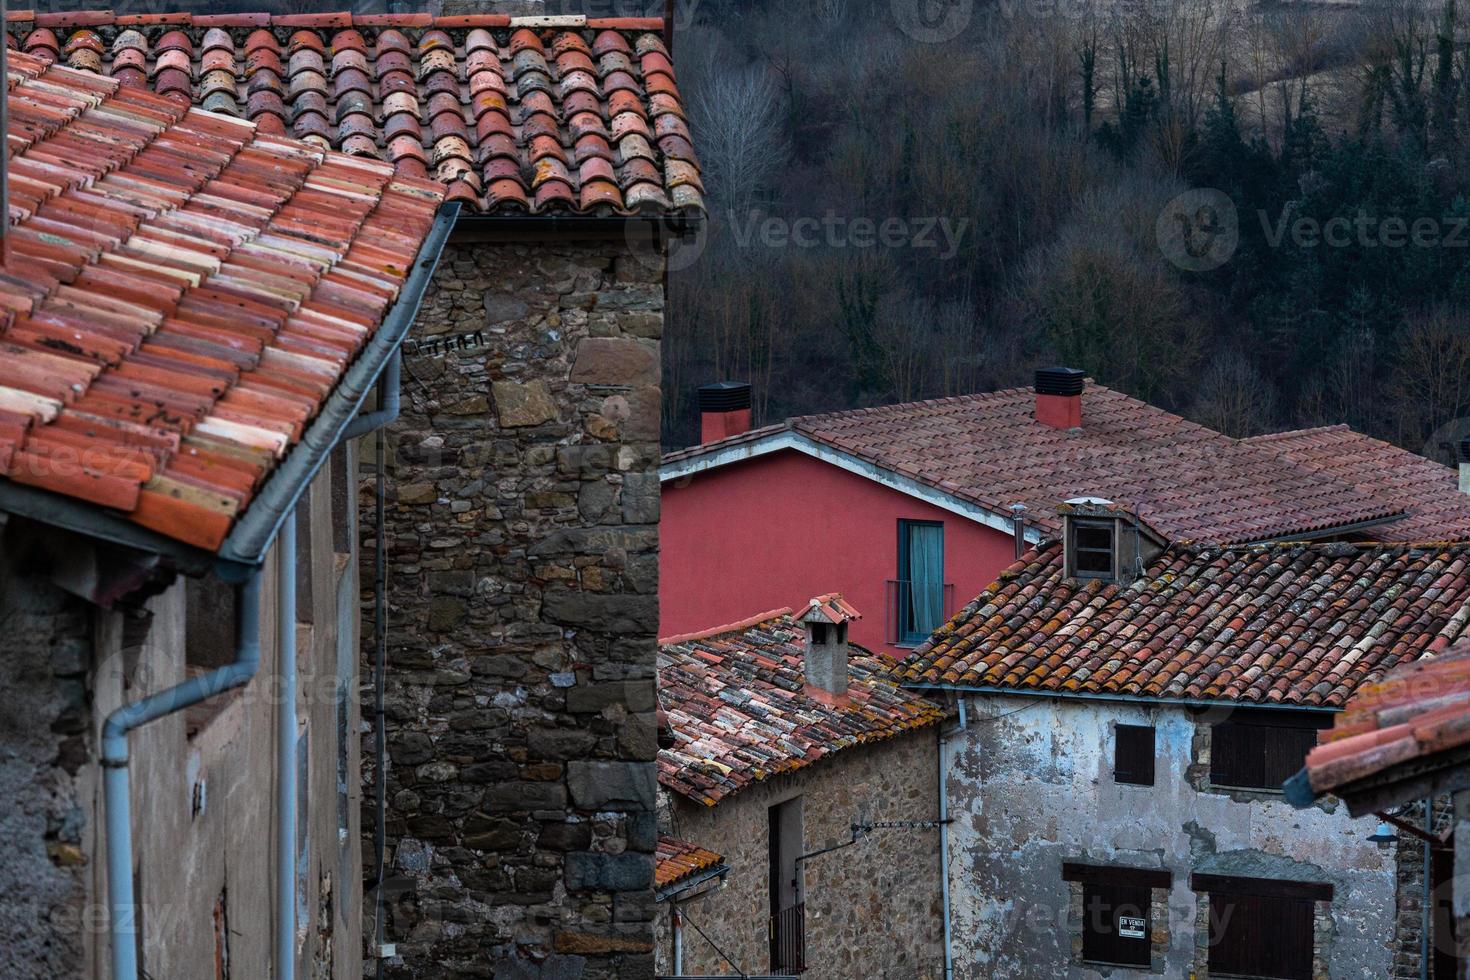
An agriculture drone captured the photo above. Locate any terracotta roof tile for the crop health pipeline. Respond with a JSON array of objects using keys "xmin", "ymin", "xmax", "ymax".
[
  {"xmin": 8, "ymin": 11, "xmax": 702, "ymax": 215},
  {"xmin": 0, "ymin": 49, "xmax": 445, "ymax": 552},
  {"xmin": 1303, "ymin": 639, "xmax": 1470, "ymax": 794},
  {"xmin": 655, "ymin": 835, "xmax": 725, "ymax": 893},
  {"xmin": 659, "ymin": 607, "xmax": 946, "ymax": 806},
  {"xmin": 663, "ymin": 383, "xmax": 1409, "ymax": 545},
  {"xmin": 896, "ymin": 540, "xmax": 1470, "ymax": 708},
  {"xmin": 1245, "ymin": 426, "xmax": 1470, "ymax": 542}
]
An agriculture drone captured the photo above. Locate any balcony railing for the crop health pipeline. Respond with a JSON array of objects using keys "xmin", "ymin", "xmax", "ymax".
[
  {"xmin": 885, "ymin": 579, "xmax": 955, "ymax": 646},
  {"xmin": 770, "ymin": 902, "xmax": 806, "ymax": 975}
]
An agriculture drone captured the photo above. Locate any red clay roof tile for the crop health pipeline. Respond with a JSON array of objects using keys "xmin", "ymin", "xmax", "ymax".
[
  {"xmin": 896, "ymin": 540, "xmax": 1470, "ymax": 708},
  {"xmin": 1303, "ymin": 639, "xmax": 1470, "ymax": 795},
  {"xmin": 659, "ymin": 606, "xmax": 945, "ymax": 806},
  {"xmin": 655, "ymin": 836, "xmax": 725, "ymax": 892},
  {"xmin": 8, "ymin": 11, "xmax": 701, "ymax": 215},
  {"xmin": 0, "ymin": 49, "xmax": 444, "ymax": 552}
]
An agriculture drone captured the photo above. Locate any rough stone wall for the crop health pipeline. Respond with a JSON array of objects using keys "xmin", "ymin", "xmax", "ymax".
[
  {"xmin": 655, "ymin": 729, "xmax": 944, "ymax": 980},
  {"xmin": 0, "ymin": 519, "xmax": 91, "ymax": 980},
  {"xmin": 367, "ymin": 239, "xmax": 663, "ymax": 979},
  {"xmin": 948, "ymin": 695, "xmax": 1398, "ymax": 980},
  {"xmin": 1391, "ymin": 797, "xmax": 1453, "ymax": 980}
]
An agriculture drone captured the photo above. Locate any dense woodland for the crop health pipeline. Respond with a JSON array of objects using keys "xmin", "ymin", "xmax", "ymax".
[{"xmin": 663, "ymin": 0, "xmax": 1470, "ymax": 459}]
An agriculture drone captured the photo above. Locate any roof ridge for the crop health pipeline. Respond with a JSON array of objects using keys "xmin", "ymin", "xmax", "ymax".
[{"xmin": 659, "ymin": 607, "xmax": 794, "ymax": 646}]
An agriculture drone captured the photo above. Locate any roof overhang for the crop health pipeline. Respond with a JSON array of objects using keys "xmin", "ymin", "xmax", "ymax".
[
  {"xmin": 661, "ymin": 430, "xmax": 1045, "ymax": 543},
  {"xmin": 450, "ymin": 211, "xmax": 703, "ymax": 243},
  {"xmin": 901, "ymin": 682, "xmax": 1344, "ymax": 714},
  {"xmin": 0, "ymin": 201, "xmax": 461, "ymax": 583},
  {"xmin": 1284, "ymin": 741, "xmax": 1470, "ymax": 815},
  {"xmin": 655, "ymin": 861, "xmax": 730, "ymax": 903}
]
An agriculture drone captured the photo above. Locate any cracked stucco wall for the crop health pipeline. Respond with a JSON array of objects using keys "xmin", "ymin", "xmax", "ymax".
[{"xmin": 946, "ymin": 695, "xmax": 1397, "ymax": 980}]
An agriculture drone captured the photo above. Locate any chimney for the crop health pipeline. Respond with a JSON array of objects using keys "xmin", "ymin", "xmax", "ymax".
[
  {"xmin": 798, "ymin": 595, "xmax": 861, "ymax": 699},
  {"xmin": 1035, "ymin": 366, "xmax": 1085, "ymax": 430},
  {"xmin": 698, "ymin": 381, "xmax": 751, "ymax": 444},
  {"xmin": 1009, "ymin": 503, "xmax": 1028, "ymax": 559},
  {"xmin": 1460, "ymin": 439, "xmax": 1470, "ymax": 494}
]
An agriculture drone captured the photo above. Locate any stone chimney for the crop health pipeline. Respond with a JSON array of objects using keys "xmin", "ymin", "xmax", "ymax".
[
  {"xmin": 797, "ymin": 594, "xmax": 861, "ymax": 699},
  {"xmin": 1460, "ymin": 439, "xmax": 1470, "ymax": 494},
  {"xmin": 1035, "ymin": 366, "xmax": 1085, "ymax": 430},
  {"xmin": 698, "ymin": 381, "xmax": 751, "ymax": 444}
]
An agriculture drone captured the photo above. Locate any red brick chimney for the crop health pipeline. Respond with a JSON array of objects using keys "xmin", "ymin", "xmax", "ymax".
[
  {"xmin": 699, "ymin": 381, "xmax": 752, "ymax": 444},
  {"xmin": 1035, "ymin": 366, "xmax": 1085, "ymax": 430}
]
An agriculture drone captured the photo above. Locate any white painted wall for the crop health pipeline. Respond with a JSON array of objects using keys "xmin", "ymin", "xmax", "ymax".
[{"xmin": 945, "ymin": 695, "xmax": 1397, "ymax": 979}]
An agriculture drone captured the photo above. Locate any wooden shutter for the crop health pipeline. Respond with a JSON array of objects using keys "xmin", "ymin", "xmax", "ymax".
[
  {"xmin": 1207, "ymin": 891, "xmax": 1314, "ymax": 980},
  {"xmin": 1212, "ymin": 712, "xmax": 1328, "ymax": 791},
  {"xmin": 1081, "ymin": 882, "xmax": 1152, "ymax": 967},
  {"xmin": 1114, "ymin": 724, "xmax": 1156, "ymax": 785}
]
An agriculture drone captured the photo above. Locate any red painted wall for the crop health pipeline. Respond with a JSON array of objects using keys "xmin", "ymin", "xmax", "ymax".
[{"xmin": 660, "ymin": 449, "xmax": 1018, "ymax": 658}]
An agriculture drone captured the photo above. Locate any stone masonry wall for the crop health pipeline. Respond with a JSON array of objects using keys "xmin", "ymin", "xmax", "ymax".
[
  {"xmin": 656, "ymin": 728, "xmax": 944, "ymax": 980},
  {"xmin": 0, "ymin": 519, "xmax": 91, "ymax": 980},
  {"xmin": 1390, "ymin": 797, "xmax": 1451, "ymax": 980},
  {"xmin": 367, "ymin": 238, "xmax": 663, "ymax": 979}
]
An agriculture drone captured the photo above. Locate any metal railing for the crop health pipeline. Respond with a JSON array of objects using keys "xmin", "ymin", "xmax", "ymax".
[
  {"xmin": 769, "ymin": 902, "xmax": 806, "ymax": 975},
  {"xmin": 885, "ymin": 580, "xmax": 956, "ymax": 645}
]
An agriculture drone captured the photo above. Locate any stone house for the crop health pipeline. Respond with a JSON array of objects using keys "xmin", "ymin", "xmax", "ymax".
[
  {"xmin": 895, "ymin": 503, "xmax": 1470, "ymax": 980},
  {"xmin": 3, "ymin": 8, "xmax": 705, "ymax": 979},
  {"xmin": 655, "ymin": 596, "xmax": 948, "ymax": 979},
  {"xmin": 0, "ymin": 49, "xmax": 449, "ymax": 980},
  {"xmin": 660, "ymin": 369, "xmax": 1470, "ymax": 658}
]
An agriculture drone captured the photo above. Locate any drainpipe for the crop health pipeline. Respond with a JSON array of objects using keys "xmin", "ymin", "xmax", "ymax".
[
  {"xmin": 939, "ymin": 696, "xmax": 968, "ymax": 980},
  {"xmin": 673, "ymin": 904, "xmax": 684, "ymax": 976},
  {"xmin": 103, "ymin": 569, "xmax": 264, "ymax": 980},
  {"xmin": 342, "ymin": 351, "xmax": 401, "ymax": 440},
  {"xmin": 276, "ymin": 513, "xmax": 298, "ymax": 980}
]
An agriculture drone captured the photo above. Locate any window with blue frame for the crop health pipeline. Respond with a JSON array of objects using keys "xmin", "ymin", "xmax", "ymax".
[{"xmin": 897, "ymin": 519, "xmax": 944, "ymax": 644}]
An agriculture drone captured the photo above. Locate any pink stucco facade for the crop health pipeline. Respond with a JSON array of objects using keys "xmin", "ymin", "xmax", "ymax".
[{"xmin": 659, "ymin": 449, "xmax": 1017, "ymax": 657}]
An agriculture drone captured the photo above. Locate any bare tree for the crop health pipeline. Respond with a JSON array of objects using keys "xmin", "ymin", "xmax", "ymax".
[
  {"xmin": 690, "ymin": 67, "xmax": 789, "ymax": 212},
  {"xmin": 1192, "ymin": 351, "xmax": 1279, "ymax": 436}
]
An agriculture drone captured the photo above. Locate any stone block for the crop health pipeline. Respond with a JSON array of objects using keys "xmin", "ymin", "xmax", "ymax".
[
  {"xmin": 569, "ymin": 338, "xmax": 659, "ymax": 387},
  {"xmin": 493, "ymin": 380, "xmax": 558, "ymax": 427},
  {"xmin": 567, "ymin": 761, "xmax": 656, "ymax": 810},
  {"xmin": 563, "ymin": 852, "xmax": 654, "ymax": 893}
]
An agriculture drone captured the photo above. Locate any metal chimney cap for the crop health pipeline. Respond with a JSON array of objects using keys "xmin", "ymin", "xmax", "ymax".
[
  {"xmin": 697, "ymin": 381, "xmax": 751, "ymax": 413},
  {"xmin": 1035, "ymin": 366, "xmax": 1085, "ymax": 396}
]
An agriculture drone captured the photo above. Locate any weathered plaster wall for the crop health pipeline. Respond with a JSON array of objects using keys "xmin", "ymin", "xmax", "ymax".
[
  {"xmin": 0, "ymin": 458, "xmax": 360, "ymax": 979},
  {"xmin": 368, "ymin": 239, "xmax": 663, "ymax": 979},
  {"xmin": 948, "ymin": 695, "xmax": 1397, "ymax": 980},
  {"xmin": 657, "ymin": 729, "xmax": 944, "ymax": 979}
]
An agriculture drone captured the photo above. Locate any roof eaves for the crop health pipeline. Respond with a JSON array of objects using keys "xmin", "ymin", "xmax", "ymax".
[
  {"xmin": 660, "ymin": 427, "xmax": 1043, "ymax": 543},
  {"xmin": 0, "ymin": 201, "xmax": 460, "ymax": 580}
]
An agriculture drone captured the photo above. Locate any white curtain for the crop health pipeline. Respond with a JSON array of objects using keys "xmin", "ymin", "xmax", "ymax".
[{"xmin": 908, "ymin": 523, "xmax": 944, "ymax": 633}]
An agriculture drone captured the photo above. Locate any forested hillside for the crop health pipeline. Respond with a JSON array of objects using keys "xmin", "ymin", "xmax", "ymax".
[{"xmin": 664, "ymin": 0, "xmax": 1470, "ymax": 459}]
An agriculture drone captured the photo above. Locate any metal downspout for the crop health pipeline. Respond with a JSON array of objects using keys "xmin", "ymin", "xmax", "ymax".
[
  {"xmin": 103, "ymin": 570, "xmax": 264, "ymax": 980},
  {"xmin": 276, "ymin": 514, "xmax": 298, "ymax": 980},
  {"xmin": 342, "ymin": 351, "xmax": 401, "ymax": 440},
  {"xmin": 673, "ymin": 904, "xmax": 684, "ymax": 976},
  {"xmin": 940, "ymin": 696, "xmax": 967, "ymax": 980}
]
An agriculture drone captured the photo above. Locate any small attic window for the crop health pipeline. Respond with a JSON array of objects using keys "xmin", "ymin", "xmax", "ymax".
[{"xmin": 1070, "ymin": 519, "xmax": 1116, "ymax": 579}]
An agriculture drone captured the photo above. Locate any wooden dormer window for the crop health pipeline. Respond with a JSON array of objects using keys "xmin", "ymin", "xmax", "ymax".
[{"xmin": 1069, "ymin": 518, "xmax": 1116, "ymax": 579}]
